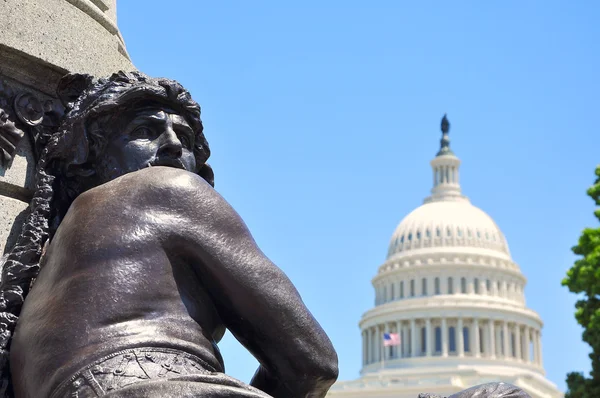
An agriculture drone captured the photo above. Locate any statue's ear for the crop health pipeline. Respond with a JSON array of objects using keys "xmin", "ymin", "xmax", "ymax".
[{"xmin": 56, "ymin": 73, "xmax": 94, "ymax": 109}]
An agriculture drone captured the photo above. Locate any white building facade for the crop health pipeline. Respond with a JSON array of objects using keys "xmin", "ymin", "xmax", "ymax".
[{"xmin": 328, "ymin": 117, "xmax": 563, "ymax": 398}]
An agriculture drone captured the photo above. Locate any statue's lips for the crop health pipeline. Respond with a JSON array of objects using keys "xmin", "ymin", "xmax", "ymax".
[{"xmin": 148, "ymin": 158, "xmax": 185, "ymax": 169}]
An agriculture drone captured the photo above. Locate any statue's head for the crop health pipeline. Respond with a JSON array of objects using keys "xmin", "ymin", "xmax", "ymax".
[{"xmin": 49, "ymin": 70, "xmax": 214, "ymax": 192}]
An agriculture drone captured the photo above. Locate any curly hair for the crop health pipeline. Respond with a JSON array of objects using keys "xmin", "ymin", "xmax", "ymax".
[{"xmin": 0, "ymin": 71, "xmax": 213, "ymax": 396}]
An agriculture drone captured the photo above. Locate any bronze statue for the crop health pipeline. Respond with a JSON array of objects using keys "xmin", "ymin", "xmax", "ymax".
[{"xmin": 0, "ymin": 71, "xmax": 338, "ymax": 397}]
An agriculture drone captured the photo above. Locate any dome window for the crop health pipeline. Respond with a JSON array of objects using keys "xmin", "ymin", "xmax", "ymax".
[
  {"xmin": 410, "ymin": 279, "xmax": 415, "ymax": 297},
  {"xmin": 485, "ymin": 232, "xmax": 489, "ymax": 240},
  {"xmin": 435, "ymin": 327, "xmax": 442, "ymax": 353},
  {"xmin": 457, "ymin": 228, "xmax": 463, "ymax": 237},
  {"xmin": 400, "ymin": 281, "xmax": 404, "ymax": 298},
  {"xmin": 463, "ymin": 327, "xmax": 470, "ymax": 352},
  {"xmin": 467, "ymin": 229, "xmax": 472, "ymax": 238},
  {"xmin": 447, "ymin": 228, "xmax": 452, "ymax": 237},
  {"xmin": 426, "ymin": 229, "xmax": 431, "ymax": 238},
  {"xmin": 477, "ymin": 230, "xmax": 481, "ymax": 238},
  {"xmin": 434, "ymin": 277, "xmax": 441, "ymax": 294},
  {"xmin": 474, "ymin": 278, "xmax": 480, "ymax": 294},
  {"xmin": 408, "ymin": 233, "xmax": 412, "ymax": 241},
  {"xmin": 436, "ymin": 228, "xmax": 441, "ymax": 237},
  {"xmin": 400, "ymin": 235, "xmax": 404, "ymax": 243},
  {"xmin": 447, "ymin": 277, "xmax": 454, "ymax": 294},
  {"xmin": 417, "ymin": 231, "xmax": 421, "ymax": 240},
  {"xmin": 461, "ymin": 277, "xmax": 467, "ymax": 294},
  {"xmin": 486, "ymin": 279, "xmax": 491, "ymax": 293},
  {"xmin": 492, "ymin": 234, "xmax": 497, "ymax": 242},
  {"xmin": 421, "ymin": 278, "xmax": 427, "ymax": 296}
]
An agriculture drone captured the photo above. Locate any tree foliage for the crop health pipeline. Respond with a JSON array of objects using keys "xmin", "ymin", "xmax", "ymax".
[{"xmin": 563, "ymin": 166, "xmax": 600, "ymax": 398}]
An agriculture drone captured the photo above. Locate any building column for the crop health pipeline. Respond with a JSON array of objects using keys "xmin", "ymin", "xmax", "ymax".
[
  {"xmin": 525, "ymin": 327, "xmax": 531, "ymax": 363},
  {"xmin": 375, "ymin": 325, "xmax": 381, "ymax": 362},
  {"xmin": 538, "ymin": 331, "xmax": 544, "ymax": 366},
  {"xmin": 474, "ymin": 318, "xmax": 480, "ymax": 358},
  {"xmin": 402, "ymin": 324, "xmax": 408, "ymax": 358},
  {"xmin": 536, "ymin": 330, "xmax": 543, "ymax": 366},
  {"xmin": 371, "ymin": 326, "xmax": 377, "ymax": 363},
  {"xmin": 426, "ymin": 318, "xmax": 432, "ymax": 357},
  {"xmin": 458, "ymin": 317, "xmax": 465, "ymax": 357},
  {"xmin": 442, "ymin": 318, "xmax": 448, "ymax": 357},
  {"xmin": 488, "ymin": 320, "xmax": 496, "ymax": 359},
  {"xmin": 362, "ymin": 330, "xmax": 366, "ymax": 365},
  {"xmin": 410, "ymin": 318, "xmax": 417, "ymax": 357},
  {"xmin": 531, "ymin": 329, "xmax": 540, "ymax": 365},
  {"xmin": 521, "ymin": 327, "xmax": 527, "ymax": 362},
  {"xmin": 495, "ymin": 322, "xmax": 502, "ymax": 357},
  {"xmin": 515, "ymin": 324, "xmax": 521, "ymax": 361},
  {"xmin": 503, "ymin": 321, "xmax": 510, "ymax": 359},
  {"xmin": 396, "ymin": 320, "xmax": 401, "ymax": 359},
  {"xmin": 368, "ymin": 327, "xmax": 373, "ymax": 364},
  {"xmin": 384, "ymin": 323, "xmax": 390, "ymax": 361}
]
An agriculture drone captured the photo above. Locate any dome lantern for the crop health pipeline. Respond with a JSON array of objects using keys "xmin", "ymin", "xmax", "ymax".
[{"xmin": 425, "ymin": 114, "xmax": 467, "ymax": 204}]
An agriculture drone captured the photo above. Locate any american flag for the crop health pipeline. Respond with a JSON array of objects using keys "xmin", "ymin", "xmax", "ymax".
[{"xmin": 383, "ymin": 332, "xmax": 400, "ymax": 346}]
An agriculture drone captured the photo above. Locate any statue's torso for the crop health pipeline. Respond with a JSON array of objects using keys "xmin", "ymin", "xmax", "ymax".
[{"xmin": 10, "ymin": 168, "xmax": 226, "ymax": 398}]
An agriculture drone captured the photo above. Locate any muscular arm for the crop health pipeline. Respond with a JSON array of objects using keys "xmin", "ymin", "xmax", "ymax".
[{"xmin": 155, "ymin": 168, "xmax": 338, "ymax": 397}]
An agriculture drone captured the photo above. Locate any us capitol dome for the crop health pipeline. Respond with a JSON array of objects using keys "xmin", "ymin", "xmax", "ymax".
[{"xmin": 327, "ymin": 116, "xmax": 563, "ymax": 398}]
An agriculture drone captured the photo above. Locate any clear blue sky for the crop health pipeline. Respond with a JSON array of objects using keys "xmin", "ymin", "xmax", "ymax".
[{"xmin": 118, "ymin": 1, "xmax": 598, "ymax": 392}]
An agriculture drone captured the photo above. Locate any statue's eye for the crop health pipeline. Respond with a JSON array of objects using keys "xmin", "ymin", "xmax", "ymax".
[
  {"xmin": 131, "ymin": 126, "xmax": 154, "ymax": 139},
  {"xmin": 178, "ymin": 134, "xmax": 191, "ymax": 149}
]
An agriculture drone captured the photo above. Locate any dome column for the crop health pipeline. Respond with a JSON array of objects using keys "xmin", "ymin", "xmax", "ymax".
[
  {"xmin": 473, "ymin": 318, "xmax": 481, "ymax": 358},
  {"xmin": 384, "ymin": 323, "xmax": 390, "ymax": 361},
  {"xmin": 368, "ymin": 328, "xmax": 375, "ymax": 363},
  {"xmin": 426, "ymin": 318, "xmax": 432, "ymax": 357},
  {"xmin": 488, "ymin": 319, "xmax": 496, "ymax": 359},
  {"xmin": 515, "ymin": 324, "xmax": 521, "ymax": 361},
  {"xmin": 525, "ymin": 327, "xmax": 532, "ymax": 363},
  {"xmin": 539, "ymin": 331, "xmax": 544, "ymax": 366},
  {"xmin": 410, "ymin": 318, "xmax": 417, "ymax": 357},
  {"xmin": 458, "ymin": 318, "xmax": 465, "ymax": 357},
  {"xmin": 396, "ymin": 320, "xmax": 401, "ymax": 358},
  {"xmin": 503, "ymin": 321, "xmax": 510, "ymax": 359},
  {"xmin": 362, "ymin": 330, "xmax": 366, "ymax": 365},
  {"xmin": 441, "ymin": 318, "xmax": 449, "ymax": 357},
  {"xmin": 366, "ymin": 328, "xmax": 370, "ymax": 364},
  {"xmin": 376, "ymin": 325, "xmax": 382, "ymax": 362},
  {"xmin": 536, "ymin": 330, "xmax": 543, "ymax": 366}
]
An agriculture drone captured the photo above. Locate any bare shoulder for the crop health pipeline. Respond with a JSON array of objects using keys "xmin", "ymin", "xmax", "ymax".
[
  {"xmin": 75, "ymin": 167, "xmax": 214, "ymax": 207},
  {"xmin": 66, "ymin": 166, "xmax": 240, "ymax": 237},
  {"xmin": 120, "ymin": 166, "xmax": 213, "ymax": 195}
]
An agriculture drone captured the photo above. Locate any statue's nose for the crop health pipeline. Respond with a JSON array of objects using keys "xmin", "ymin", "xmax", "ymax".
[{"xmin": 157, "ymin": 129, "xmax": 182, "ymax": 158}]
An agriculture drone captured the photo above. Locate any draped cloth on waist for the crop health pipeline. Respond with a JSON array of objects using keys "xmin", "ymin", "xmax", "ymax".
[{"xmin": 49, "ymin": 347, "xmax": 272, "ymax": 398}]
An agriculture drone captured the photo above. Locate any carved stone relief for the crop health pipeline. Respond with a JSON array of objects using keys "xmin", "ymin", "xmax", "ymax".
[{"xmin": 0, "ymin": 79, "xmax": 64, "ymax": 170}]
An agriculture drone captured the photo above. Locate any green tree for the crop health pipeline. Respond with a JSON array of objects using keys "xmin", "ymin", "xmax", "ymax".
[{"xmin": 563, "ymin": 165, "xmax": 600, "ymax": 398}]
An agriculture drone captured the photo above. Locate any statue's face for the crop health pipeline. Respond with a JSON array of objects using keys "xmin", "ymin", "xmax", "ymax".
[{"xmin": 94, "ymin": 107, "xmax": 197, "ymax": 183}]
